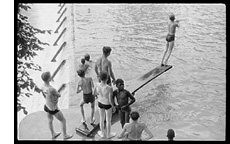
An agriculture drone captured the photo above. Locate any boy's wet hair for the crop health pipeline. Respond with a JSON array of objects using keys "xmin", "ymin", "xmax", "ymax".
[
  {"xmin": 103, "ymin": 46, "xmax": 112, "ymax": 55},
  {"xmin": 167, "ymin": 129, "xmax": 175, "ymax": 139},
  {"xmin": 77, "ymin": 69, "xmax": 85, "ymax": 77},
  {"xmin": 99, "ymin": 71, "xmax": 108, "ymax": 81},
  {"xmin": 41, "ymin": 71, "xmax": 51, "ymax": 82},
  {"xmin": 130, "ymin": 111, "xmax": 140, "ymax": 121},
  {"xmin": 81, "ymin": 58, "xmax": 85, "ymax": 64},
  {"xmin": 84, "ymin": 54, "xmax": 90, "ymax": 61},
  {"xmin": 115, "ymin": 79, "xmax": 124, "ymax": 86},
  {"xmin": 169, "ymin": 13, "xmax": 175, "ymax": 21}
]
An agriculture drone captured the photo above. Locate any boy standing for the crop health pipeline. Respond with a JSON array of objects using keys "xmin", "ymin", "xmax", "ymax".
[
  {"xmin": 95, "ymin": 46, "xmax": 116, "ymax": 86},
  {"xmin": 94, "ymin": 71, "xmax": 116, "ymax": 139},
  {"xmin": 76, "ymin": 69, "xmax": 95, "ymax": 124},
  {"xmin": 41, "ymin": 71, "xmax": 73, "ymax": 140},
  {"xmin": 113, "ymin": 79, "xmax": 136, "ymax": 128},
  {"xmin": 161, "ymin": 13, "xmax": 180, "ymax": 66}
]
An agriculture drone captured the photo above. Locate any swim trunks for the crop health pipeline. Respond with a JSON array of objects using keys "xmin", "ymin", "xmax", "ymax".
[
  {"xmin": 98, "ymin": 101, "xmax": 112, "ymax": 110},
  {"xmin": 166, "ymin": 34, "xmax": 175, "ymax": 42},
  {"xmin": 44, "ymin": 105, "xmax": 60, "ymax": 115},
  {"xmin": 83, "ymin": 92, "xmax": 95, "ymax": 104}
]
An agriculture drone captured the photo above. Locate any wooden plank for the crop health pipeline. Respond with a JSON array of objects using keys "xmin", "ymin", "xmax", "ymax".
[{"xmin": 130, "ymin": 65, "xmax": 173, "ymax": 94}]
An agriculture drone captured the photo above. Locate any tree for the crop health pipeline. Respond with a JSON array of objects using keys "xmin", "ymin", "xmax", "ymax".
[{"xmin": 17, "ymin": 3, "xmax": 51, "ymax": 114}]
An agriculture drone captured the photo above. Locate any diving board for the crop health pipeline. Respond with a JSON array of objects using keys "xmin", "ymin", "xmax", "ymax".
[
  {"xmin": 75, "ymin": 65, "xmax": 172, "ymax": 138},
  {"xmin": 129, "ymin": 65, "xmax": 173, "ymax": 94}
]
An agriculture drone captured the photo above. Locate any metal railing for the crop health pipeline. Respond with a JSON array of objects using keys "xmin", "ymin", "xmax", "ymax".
[
  {"xmin": 56, "ymin": 7, "xmax": 67, "ymax": 22},
  {"xmin": 51, "ymin": 42, "xmax": 67, "ymax": 62},
  {"xmin": 57, "ymin": 3, "xmax": 65, "ymax": 14},
  {"xmin": 53, "ymin": 27, "xmax": 67, "ymax": 46},
  {"xmin": 55, "ymin": 17, "xmax": 67, "ymax": 33},
  {"xmin": 51, "ymin": 59, "xmax": 66, "ymax": 80},
  {"xmin": 58, "ymin": 83, "xmax": 66, "ymax": 93}
]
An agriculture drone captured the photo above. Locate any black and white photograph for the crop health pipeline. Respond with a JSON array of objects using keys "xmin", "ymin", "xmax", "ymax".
[{"xmin": 17, "ymin": 3, "xmax": 226, "ymax": 141}]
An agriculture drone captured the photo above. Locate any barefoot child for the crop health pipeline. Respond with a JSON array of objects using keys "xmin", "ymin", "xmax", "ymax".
[
  {"xmin": 76, "ymin": 69, "xmax": 95, "ymax": 124},
  {"xmin": 113, "ymin": 79, "xmax": 136, "ymax": 128},
  {"xmin": 94, "ymin": 71, "xmax": 116, "ymax": 139},
  {"xmin": 41, "ymin": 71, "xmax": 73, "ymax": 140}
]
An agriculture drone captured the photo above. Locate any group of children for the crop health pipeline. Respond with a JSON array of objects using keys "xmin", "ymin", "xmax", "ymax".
[
  {"xmin": 39, "ymin": 12, "xmax": 179, "ymax": 140},
  {"xmin": 40, "ymin": 52, "xmax": 176, "ymax": 141},
  {"xmin": 75, "ymin": 48, "xmax": 154, "ymax": 140}
]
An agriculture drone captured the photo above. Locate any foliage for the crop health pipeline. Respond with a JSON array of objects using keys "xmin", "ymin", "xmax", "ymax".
[{"xmin": 17, "ymin": 3, "xmax": 51, "ymax": 114}]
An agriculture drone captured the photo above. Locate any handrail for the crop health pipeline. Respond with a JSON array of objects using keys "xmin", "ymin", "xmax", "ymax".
[
  {"xmin": 56, "ymin": 7, "xmax": 67, "ymax": 22},
  {"xmin": 57, "ymin": 3, "xmax": 65, "ymax": 14},
  {"xmin": 58, "ymin": 83, "xmax": 66, "ymax": 93},
  {"xmin": 55, "ymin": 17, "xmax": 67, "ymax": 33},
  {"xmin": 53, "ymin": 27, "xmax": 67, "ymax": 46},
  {"xmin": 51, "ymin": 42, "xmax": 67, "ymax": 62},
  {"xmin": 51, "ymin": 59, "xmax": 66, "ymax": 80}
]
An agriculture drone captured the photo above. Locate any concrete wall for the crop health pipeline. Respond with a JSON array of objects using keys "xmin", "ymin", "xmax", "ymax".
[{"xmin": 51, "ymin": 4, "xmax": 78, "ymax": 108}]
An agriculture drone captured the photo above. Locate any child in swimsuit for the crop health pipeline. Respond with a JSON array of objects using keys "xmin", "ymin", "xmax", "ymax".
[
  {"xmin": 113, "ymin": 79, "xmax": 136, "ymax": 128},
  {"xmin": 161, "ymin": 13, "xmax": 180, "ymax": 66},
  {"xmin": 117, "ymin": 111, "xmax": 153, "ymax": 141},
  {"xmin": 94, "ymin": 71, "xmax": 116, "ymax": 139},
  {"xmin": 94, "ymin": 46, "xmax": 116, "ymax": 86},
  {"xmin": 41, "ymin": 71, "xmax": 73, "ymax": 140},
  {"xmin": 76, "ymin": 69, "xmax": 95, "ymax": 124}
]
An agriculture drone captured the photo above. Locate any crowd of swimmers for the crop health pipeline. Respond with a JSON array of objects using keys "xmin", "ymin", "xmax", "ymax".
[{"xmin": 40, "ymin": 13, "xmax": 179, "ymax": 140}]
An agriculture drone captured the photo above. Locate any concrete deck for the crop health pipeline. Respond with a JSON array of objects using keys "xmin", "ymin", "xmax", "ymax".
[{"xmin": 18, "ymin": 104, "xmax": 124, "ymax": 141}]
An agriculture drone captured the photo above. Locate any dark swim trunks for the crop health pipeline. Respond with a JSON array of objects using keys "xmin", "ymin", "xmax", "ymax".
[
  {"xmin": 44, "ymin": 105, "xmax": 60, "ymax": 115},
  {"xmin": 166, "ymin": 34, "xmax": 175, "ymax": 42},
  {"xmin": 98, "ymin": 101, "xmax": 112, "ymax": 110},
  {"xmin": 83, "ymin": 92, "xmax": 95, "ymax": 104}
]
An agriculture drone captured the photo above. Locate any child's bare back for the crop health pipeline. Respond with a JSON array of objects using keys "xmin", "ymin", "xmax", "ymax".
[{"xmin": 78, "ymin": 77, "xmax": 93, "ymax": 94}]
